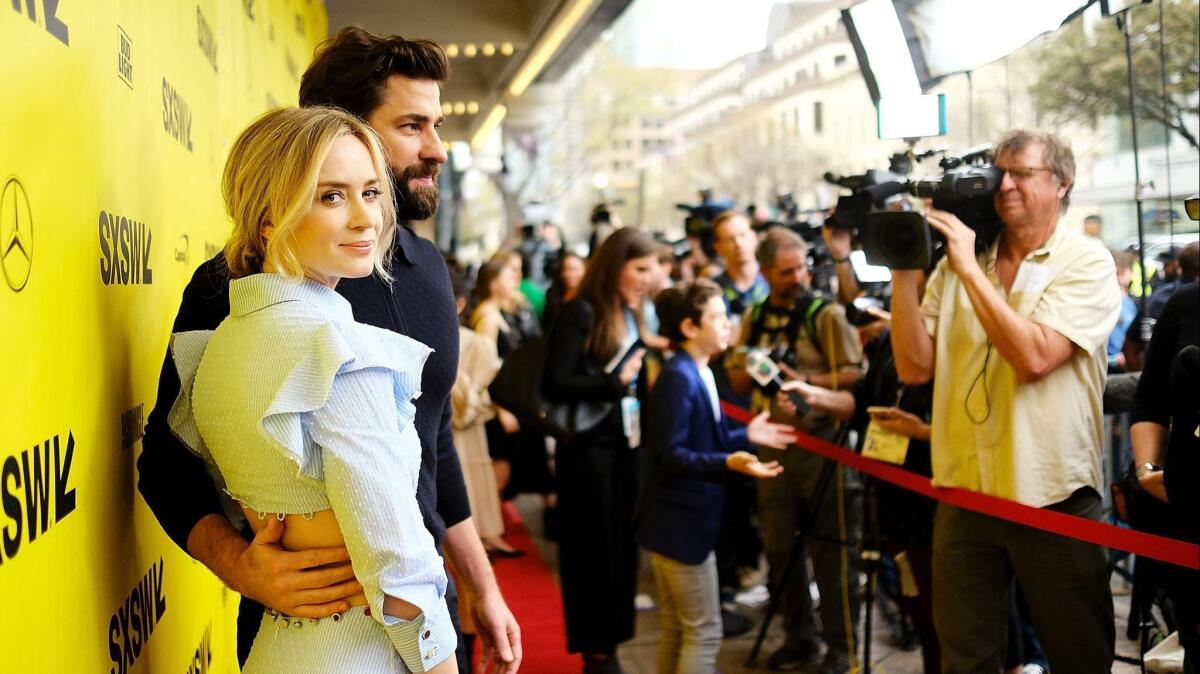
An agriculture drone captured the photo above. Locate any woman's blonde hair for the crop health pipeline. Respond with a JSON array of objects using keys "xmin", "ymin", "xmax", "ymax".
[{"xmin": 222, "ymin": 106, "xmax": 397, "ymax": 281}]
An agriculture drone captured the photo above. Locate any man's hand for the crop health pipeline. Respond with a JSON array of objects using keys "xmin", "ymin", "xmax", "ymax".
[
  {"xmin": 822, "ymin": 224, "xmax": 852, "ymax": 261},
  {"xmin": 925, "ymin": 208, "xmax": 978, "ymax": 278},
  {"xmin": 1138, "ymin": 470, "xmax": 1168, "ymax": 503},
  {"xmin": 746, "ymin": 410, "xmax": 798, "ymax": 449},
  {"xmin": 726, "ymin": 450, "xmax": 784, "ymax": 478},
  {"xmin": 443, "ymin": 519, "xmax": 522, "ymax": 673},
  {"xmin": 867, "ymin": 406, "xmax": 931, "ymax": 442},
  {"xmin": 496, "ymin": 407, "xmax": 521, "ymax": 434},
  {"xmin": 471, "ymin": 588, "xmax": 523, "ymax": 674},
  {"xmin": 779, "ymin": 378, "xmax": 819, "ymax": 401},
  {"xmin": 859, "ymin": 317, "xmax": 890, "ymax": 343},
  {"xmin": 231, "ymin": 517, "xmax": 362, "ymax": 618}
]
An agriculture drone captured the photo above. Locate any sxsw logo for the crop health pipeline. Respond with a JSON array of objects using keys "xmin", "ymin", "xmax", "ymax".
[
  {"xmin": 9, "ymin": 0, "xmax": 69, "ymax": 46},
  {"xmin": 161, "ymin": 78, "xmax": 193, "ymax": 152},
  {"xmin": 197, "ymin": 7, "xmax": 217, "ymax": 73},
  {"xmin": 1, "ymin": 432, "xmax": 78, "ymax": 564},
  {"xmin": 98, "ymin": 210, "xmax": 154, "ymax": 286},
  {"xmin": 117, "ymin": 26, "xmax": 133, "ymax": 89}
]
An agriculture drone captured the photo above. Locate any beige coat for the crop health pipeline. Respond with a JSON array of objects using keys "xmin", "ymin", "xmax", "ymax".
[{"xmin": 451, "ymin": 326, "xmax": 504, "ymax": 539}]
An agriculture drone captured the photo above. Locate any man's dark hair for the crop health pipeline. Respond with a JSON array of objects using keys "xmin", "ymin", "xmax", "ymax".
[
  {"xmin": 655, "ymin": 279, "xmax": 722, "ymax": 344},
  {"xmin": 448, "ymin": 264, "xmax": 471, "ymax": 300},
  {"xmin": 300, "ymin": 26, "xmax": 449, "ymax": 119},
  {"xmin": 1179, "ymin": 241, "xmax": 1199, "ymax": 280}
]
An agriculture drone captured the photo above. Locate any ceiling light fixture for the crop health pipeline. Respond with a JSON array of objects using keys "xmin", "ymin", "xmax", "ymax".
[
  {"xmin": 508, "ymin": 0, "xmax": 595, "ymax": 97},
  {"xmin": 470, "ymin": 104, "xmax": 507, "ymax": 150}
]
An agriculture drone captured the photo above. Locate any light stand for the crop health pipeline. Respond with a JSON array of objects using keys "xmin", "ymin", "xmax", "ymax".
[{"xmin": 1104, "ymin": 0, "xmax": 1154, "ymax": 339}]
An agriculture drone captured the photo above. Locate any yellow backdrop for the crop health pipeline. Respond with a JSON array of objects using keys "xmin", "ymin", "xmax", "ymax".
[{"xmin": 1, "ymin": 2, "xmax": 327, "ymax": 671}]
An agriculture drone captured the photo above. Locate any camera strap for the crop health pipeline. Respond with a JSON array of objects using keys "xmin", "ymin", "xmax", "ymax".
[{"xmin": 746, "ymin": 293, "xmax": 828, "ymax": 365}]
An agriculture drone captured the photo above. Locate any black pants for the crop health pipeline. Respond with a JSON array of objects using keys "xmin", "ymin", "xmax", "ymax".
[
  {"xmin": 556, "ymin": 414, "xmax": 639, "ymax": 654},
  {"xmin": 933, "ymin": 487, "xmax": 1114, "ymax": 673}
]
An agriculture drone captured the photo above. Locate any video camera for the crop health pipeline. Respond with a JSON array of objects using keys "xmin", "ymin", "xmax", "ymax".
[
  {"xmin": 826, "ymin": 146, "xmax": 1004, "ymax": 269},
  {"xmin": 676, "ymin": 188, "xmax": 735, "ymax": 258}
]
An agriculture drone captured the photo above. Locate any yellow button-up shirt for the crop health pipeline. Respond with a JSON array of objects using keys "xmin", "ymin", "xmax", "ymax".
[{"xmin": 921, "ymin": 226, "xmax": 1120, "ymax": 507}]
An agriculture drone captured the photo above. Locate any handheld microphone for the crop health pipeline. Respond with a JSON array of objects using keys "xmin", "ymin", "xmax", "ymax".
[{"xmin": 744, "ymin": 349, "xmax": 811, "ymax": 416}]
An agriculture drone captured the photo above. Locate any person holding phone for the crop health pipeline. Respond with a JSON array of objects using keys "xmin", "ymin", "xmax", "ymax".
[
  {"xmin": 783, "ymin": 323, "xmax": 940, "ymax": 674},
  {"xmin": 542, "ymin": 227, "xmax": 657, "ymax": 674}
]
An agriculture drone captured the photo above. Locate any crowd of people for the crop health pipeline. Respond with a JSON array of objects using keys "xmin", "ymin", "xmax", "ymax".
[{"xmin": 131, "ymin": 25, "xmax": 1198, "ymax": 674}]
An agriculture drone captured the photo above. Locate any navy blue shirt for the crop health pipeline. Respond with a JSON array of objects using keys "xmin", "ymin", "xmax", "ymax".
[{"xmin": 138, "ymin": 225, "xmax": 470, "ymax": 552}]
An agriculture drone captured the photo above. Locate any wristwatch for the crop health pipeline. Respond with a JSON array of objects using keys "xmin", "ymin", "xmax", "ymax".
[{"xmin": 1136, "ymin": 462, "xmax": 1162, "ymax": 479}]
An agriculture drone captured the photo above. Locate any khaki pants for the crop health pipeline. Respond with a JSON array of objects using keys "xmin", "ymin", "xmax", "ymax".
[
  {"xmin": 757, "ymin": 446, "xmax": 862, "ymax": 662},
  {"xmin": 650, "ymin": 552, "xmax": 723, "ymax": 674}
]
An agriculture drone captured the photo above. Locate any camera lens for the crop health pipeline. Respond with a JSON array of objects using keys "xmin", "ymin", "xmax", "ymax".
[{"xmin": 881, "ymin": 214, "xmax": 918, "ymax": 258}]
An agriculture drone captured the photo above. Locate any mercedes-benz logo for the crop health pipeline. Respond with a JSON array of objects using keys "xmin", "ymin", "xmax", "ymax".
[{"xmin": 1, "ymin": 177, "xmax": 33, "ymax": 292}]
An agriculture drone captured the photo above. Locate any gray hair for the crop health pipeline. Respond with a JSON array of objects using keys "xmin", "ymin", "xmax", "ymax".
[
  {"xmin": 756, "ymin": 226, "xmax": 807, "ymax": 271},
  {"xmin": 994, "ymin": 128, "xmax": 1076, "ymax": 210}
]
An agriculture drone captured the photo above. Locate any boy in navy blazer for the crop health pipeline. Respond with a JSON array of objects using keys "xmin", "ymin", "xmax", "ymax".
[{"xmin": 637, "ymin": 280, "xmax": 796, "ymax": 673}]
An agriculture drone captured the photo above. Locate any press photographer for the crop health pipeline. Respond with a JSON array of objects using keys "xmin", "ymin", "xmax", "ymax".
[
  {"xmin": 889, "ymin": 128, "xmax": 1121, "ymax": 672},
  {"xmin": 726, "ymin": 226, "xmax": 864, "ymax": 672}
]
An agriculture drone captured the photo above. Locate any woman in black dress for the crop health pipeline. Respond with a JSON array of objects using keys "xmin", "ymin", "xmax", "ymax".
[
  {"xmin": 544, "ymin": 251, "xmax": 586, "ymax": 330},
  {"xmin": 542, "ymin": 228, "xmax": 658, "ymax": 673}
]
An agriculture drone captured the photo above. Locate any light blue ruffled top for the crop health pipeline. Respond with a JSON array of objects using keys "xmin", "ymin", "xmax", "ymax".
[{"xmin": 168, "ymin": 273, "xmax": 453, "ymax": 672}]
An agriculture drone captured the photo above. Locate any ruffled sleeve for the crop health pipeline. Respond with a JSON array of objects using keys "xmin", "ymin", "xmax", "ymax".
[
  {"xmin": 260, "ymin": 322, "xmax": 431, "ymax": 479},
  {"xmin": 168, "ymin": 316, "xmax": 432, "ymax": 518},
  {"xmin": 167, "ymin": 330, "xmax": 249, "ymax": 528},
  {"xmin": 167, "ymin": 330, "xmax": 222, "ymax": 483}
]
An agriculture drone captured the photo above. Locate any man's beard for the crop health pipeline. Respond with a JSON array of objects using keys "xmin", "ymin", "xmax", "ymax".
[{"xmin": 390, "ymin": 160, "xmax": 441, "ymax": 221}]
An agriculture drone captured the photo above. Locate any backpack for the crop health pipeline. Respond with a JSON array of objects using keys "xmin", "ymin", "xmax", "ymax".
[
  {"xmin": 488, "ymin": 336, "xmax": 612, "ymax": 441},
  {"xmin": 745, "ymin": 293, "xmax": 829, "ymax": 367}
]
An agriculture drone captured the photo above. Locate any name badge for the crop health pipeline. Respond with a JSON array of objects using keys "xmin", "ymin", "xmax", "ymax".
[
  {"xmin": 1011, "ymin": 261, "xmax": 1052, "ymax": 295},
  {"xmin": 862, "ymin": 421, "xmax": 909, "ymax": 465},
  {"xmin": 621, "ymin": 396, "xmax": 641, "ymax": 448}
]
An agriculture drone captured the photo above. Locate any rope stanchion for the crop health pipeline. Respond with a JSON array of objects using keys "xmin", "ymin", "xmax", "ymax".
[{"xmin": 720, "ymin": 401, "xmax": 1200, "ymax": 570}]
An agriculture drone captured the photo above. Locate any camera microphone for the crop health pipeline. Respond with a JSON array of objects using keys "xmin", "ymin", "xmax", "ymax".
[
  {"xmin": 744, "ymin": 349, "xmax": 811, "ymax": 417},
  {"xmin": 860, "ymin": 180, "xmax": 908, "ymax": 206}
]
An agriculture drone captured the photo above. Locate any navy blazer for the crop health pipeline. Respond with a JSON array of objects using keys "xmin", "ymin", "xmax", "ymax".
[{"xmin": 636, "ymin": 351, "xmax": 750, "ymax": 565}]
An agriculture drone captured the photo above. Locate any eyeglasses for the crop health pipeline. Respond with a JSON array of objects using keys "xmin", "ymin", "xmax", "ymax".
[{"xmin": 998, "ymin": 166, "xmax": 1055, "ymax": 181}]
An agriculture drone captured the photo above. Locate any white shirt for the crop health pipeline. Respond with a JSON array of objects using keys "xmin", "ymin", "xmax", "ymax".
[{"xmin": 697, "ymin": 362, "xmax": 722, "ymax": 423}]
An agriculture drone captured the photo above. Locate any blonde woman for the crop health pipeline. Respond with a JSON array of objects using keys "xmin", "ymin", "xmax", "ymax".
[{"xmin": 168, "ymin": 107, "xmax": 456, "ymax": 673}]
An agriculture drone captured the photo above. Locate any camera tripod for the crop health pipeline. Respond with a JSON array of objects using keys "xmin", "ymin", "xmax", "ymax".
[
  {"xmin": 745, "ymin": 422, "xmax": 913, "ymax": 673},
  {"xmin": 746, "ymin": 422, "xmax": 863, "ymax": 668}
]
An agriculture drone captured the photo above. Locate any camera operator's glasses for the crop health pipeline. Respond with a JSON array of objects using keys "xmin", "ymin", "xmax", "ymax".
[{"xmin": 998, "ymin": 166, "xmax": 1054, "ymax": 182}]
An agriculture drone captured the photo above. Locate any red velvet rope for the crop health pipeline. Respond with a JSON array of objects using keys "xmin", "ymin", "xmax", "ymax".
[{"xmin": 721, "ymin": 401, "xmax": 1200, "ymax": 570}]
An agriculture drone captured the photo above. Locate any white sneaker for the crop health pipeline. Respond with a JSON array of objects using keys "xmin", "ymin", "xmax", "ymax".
[{"xmin": 734, "ymin": 584, "xmax": 770, "ymax": 608}]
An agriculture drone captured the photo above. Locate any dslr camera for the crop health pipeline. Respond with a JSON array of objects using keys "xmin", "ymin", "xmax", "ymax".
[{"xmin": 827, "ymin": 146, "xmax": 1004, "ymax": 269}]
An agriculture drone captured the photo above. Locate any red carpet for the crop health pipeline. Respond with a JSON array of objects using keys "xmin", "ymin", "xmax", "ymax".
[{"xmin": 485, "ymin": 501, "xmax": 576, "ymax": 673}]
